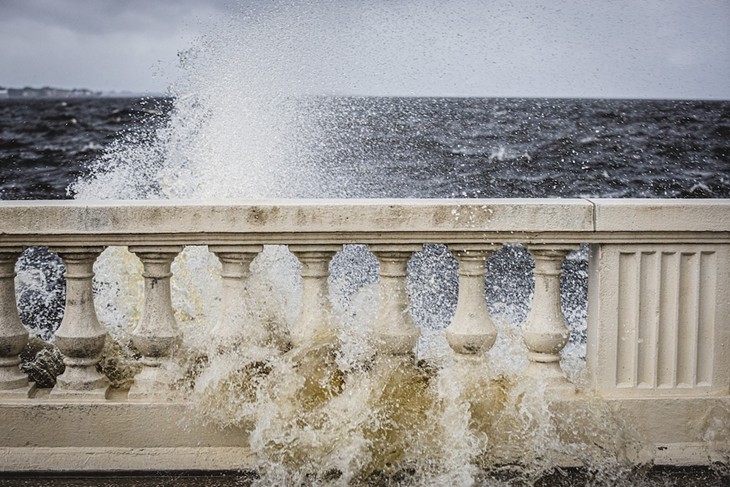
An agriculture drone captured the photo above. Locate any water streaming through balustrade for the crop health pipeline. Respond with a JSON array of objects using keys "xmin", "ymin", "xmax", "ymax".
[{"xmin": 3, "ymin": 1, "xmax": 729, "ymax": 485}]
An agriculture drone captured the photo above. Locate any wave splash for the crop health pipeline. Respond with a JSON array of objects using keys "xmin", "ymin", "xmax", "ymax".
[{"xmin": 12, "ymin": 2, "xmax": 658, "ymax": 485}]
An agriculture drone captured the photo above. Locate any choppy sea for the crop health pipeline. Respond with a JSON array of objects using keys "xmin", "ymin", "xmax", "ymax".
[{"xmin": 1, "ymin": 96, "xmax": 728, "ymax": 200}]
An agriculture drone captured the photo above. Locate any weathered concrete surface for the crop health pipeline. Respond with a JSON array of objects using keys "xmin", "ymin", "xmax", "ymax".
[
  {"xmin": 0, "ymin": 198, "xmax": 728, "ymax": 472},
  {"xmin": 592, "ymin": 199, "xmax": 730, "ymax": 233},
  {"xmin": 2, "ymin": 199, "xmax": 727, "ymax": 246},
  {"xmin": 1, "ymin": 396, "xmax": 726, "ymax": 471},
  {"xmin": 0, "ymin": 447, "xmax": 254, "ymax": 472},
  {"xmin": 0, "ymin": 402, "xmax": 248, "ymax": 449},
  {"xmin": 0, "ymin": 198, "xmax": 594, "ymax": 235},
  {"xmin": 605, "ymin": 396, "xmax": 730, "ymax": 466},
  {"xmin": 0, "ymin": 199, "xmax": 596, "ymax": 247},
  {"xmin": 587, "ymin": 243, "xmax": 730, "ymax": 395},
  {"xmin": 0, "ymin": 399, "xmax": 252, "ymax": 471}
]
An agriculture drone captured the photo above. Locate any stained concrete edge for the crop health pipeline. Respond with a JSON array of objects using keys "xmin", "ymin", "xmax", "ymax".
[
  {"xmin": 589, "ymin": 198, "xmax": 730, "ymax": 233},
  {"xmin": 0, "ymin": 447, "xmax": 255, "ymax": 472},
  {"xmin": 0, "ymin": 198, "xmax": 595, "ymax": 235}
]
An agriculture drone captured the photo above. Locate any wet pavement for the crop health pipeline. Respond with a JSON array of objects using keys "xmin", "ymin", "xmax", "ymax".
[{"xmin": 0, "ymin": 467, "xmax": 728, "ymax": 487}]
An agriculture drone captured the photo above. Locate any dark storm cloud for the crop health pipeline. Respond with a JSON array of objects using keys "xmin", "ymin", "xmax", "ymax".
[
  {"xmin": 1, "ymin": 0, "xmax": 231, "ymax": 35},
  {"xmin": 0, "ymin": 0, "xmax": 235, "ymax": 92},
  {"xmin": 1, "ymin": 0, "xmax": 728, "ymax": 98}
]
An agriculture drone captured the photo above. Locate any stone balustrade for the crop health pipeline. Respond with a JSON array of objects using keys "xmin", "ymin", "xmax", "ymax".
[{"xmin": 0, "ymin": 198, "xmax": 728, "ymax": 471}]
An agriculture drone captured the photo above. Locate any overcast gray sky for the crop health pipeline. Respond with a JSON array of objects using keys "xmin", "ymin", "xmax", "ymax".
[{"xmin": 1, "ymin": 0, "xmax": 728, "ymax": 98}]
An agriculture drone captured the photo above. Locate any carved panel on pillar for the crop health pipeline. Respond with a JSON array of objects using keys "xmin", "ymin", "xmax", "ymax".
[
  {"xmin": 587, "ymin": 243, "xmax": 730, "ymax": 395},
  {"xmin": 128, "ymin": 246, "xmax": 183, "ymax": 400},
  {"xmin": 0, "ymin": 250, "xmax": 34, "ymax": 398},
  {"xmin": 50, "ymin": 248, "xmax": 109, "ymax": 400}
]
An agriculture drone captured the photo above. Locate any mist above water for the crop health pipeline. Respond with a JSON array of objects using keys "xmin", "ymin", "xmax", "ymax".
[
  {"xmin": 70, "ymin": 1, "xmax": 404, "ymax": 201},
  {"xmin": 68, "ymin": 1, "xmax": 508, "ymax": 201}
]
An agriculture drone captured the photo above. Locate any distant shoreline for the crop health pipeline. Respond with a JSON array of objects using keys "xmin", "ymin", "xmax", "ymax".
[
  {"xmin": 0, "ymin": 87, "xmax": 727, "ymax": 102},
  {"xmin": 0, "ymin": 86, "xmax": 102, "ymax": 99}
]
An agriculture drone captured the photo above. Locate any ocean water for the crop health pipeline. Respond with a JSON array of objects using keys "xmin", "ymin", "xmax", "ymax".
[
  {"xmin": 0, "ymin": 97, "xmax": 171, "ymax": 199},
  {"xmin": 1, "ymin": 96, "xmax": 729, "ymax": 200}
]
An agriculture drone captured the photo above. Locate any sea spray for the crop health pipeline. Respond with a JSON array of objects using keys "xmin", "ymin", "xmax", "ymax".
[
  {"xmin": 8, "ymin": 1, "xmax": 651, "ymax": 483},
  {"xmin": 15, "ymin": 248, "xmax": 65, "ymax": 341},
  {"xmin": 69, "ymin": 3, "xmax": 350, "ymax": 202}
]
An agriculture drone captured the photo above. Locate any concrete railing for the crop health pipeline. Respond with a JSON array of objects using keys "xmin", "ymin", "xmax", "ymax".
[{"xmin": 0, "ymin": 198, "xmax": 728, "ymax": 471}]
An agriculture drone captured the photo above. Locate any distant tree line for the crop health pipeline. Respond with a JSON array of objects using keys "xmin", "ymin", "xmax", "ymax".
[{"xmin": 0, "ymin": 86, "xmax": 101, "ymax": 98}]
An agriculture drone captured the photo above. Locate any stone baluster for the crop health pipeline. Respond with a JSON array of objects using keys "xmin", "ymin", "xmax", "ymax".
[
  {"xmin": 208, "ymin": 245, "xmax": 263, "ymax": 350},
  {"xmin": 128, "ymin": 246, "xmax": 182, "ymax": 400},
  {"xmin": 288, "ymin": 245, "xmax": 341, "ymax": 347},
  {"xmin": 50, "ymin": 248, "xmax": 109, "ymax": 399},
  {"xmin": 445, "ymin": 245, "xmax": 499, "ymax": 357},
  {"xmin": 0, "ymin": 250, "xmax": 34, "ymax": 398},
  {"xmin": 370, "ymin": 245, "xmax": 422, "ymax": 355},
  {"xmin": 523, "ymin": 244, "xmax": 578, "ymax": 388}
]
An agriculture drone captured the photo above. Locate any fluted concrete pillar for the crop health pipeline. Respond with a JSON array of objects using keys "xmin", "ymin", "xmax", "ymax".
[
  {"xmin": 208, "ymin": 245, "xmax": 263, "ymax": 350},
  {"xmin": 370, "ymin": 245, "xmax": 421, "ymax": 355},
  {"xmin": 0, "ymin": 250, "xmax": 34, "ymax": 398},
  {"xmin": 445, "ymin": 245, "xmax": 499, "ymax": 356},
  {"xmin": 523, "ymin": 245, "xmax": 578, "ymax": 388},
  {"xmin": 288, "ymin": 245, "xmax": 340, "ymax": 347},
  {"xmin": 50, "ymin": 248, "xmax": 109, "ymax": 400},
  {"xmin": 128, "ymin": 246, "xmax": 182, "ymax": 400}
]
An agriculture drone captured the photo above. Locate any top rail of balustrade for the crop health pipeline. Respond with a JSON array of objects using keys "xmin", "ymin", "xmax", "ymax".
[{"xmin": 0, "ymin": 198, "xmax": 728, "ymax": 247}]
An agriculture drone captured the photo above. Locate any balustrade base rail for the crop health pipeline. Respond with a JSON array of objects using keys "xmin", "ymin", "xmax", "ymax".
[
  {"xmin": 0, "ymin": 199, "xmax": 728, "ymax": 472},
  {"xmin": 0, "ymin": 446, "xmax": 255, "ymax": 472},
  {"xmin": 0, "ymin": 402, "xmax": 252, "ymax": 472},
  {"xmin": 606, "ymin": 396, "xmax": 730, "ymax": 466},
  {"xmin": 0, "ymin": 396, "xmax": 727, "ymax": 471}
]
